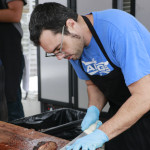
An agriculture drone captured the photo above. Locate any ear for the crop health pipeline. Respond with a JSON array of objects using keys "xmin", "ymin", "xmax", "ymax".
[{"xmin": 66, "ymin": 18, "xmax": 76, "ymax": 29}]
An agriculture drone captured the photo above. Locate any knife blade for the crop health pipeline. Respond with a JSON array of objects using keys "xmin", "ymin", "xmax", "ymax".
[
  {"xmin": 60, "ymin": 132, "xmax": 87, "ymax": 150},
  {"xmin": 60, "ymin": 120, "xmax": 100, "ymax": 150}
]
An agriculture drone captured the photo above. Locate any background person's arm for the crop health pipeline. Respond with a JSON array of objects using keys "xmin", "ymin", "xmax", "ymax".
[{"xmin": 0, "ymin": 0, "xmax": 23, "ymax": 22}]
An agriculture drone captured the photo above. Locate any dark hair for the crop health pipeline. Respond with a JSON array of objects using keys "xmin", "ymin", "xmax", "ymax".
[{"xmin": 29, "ymin": 2, "xmax": 78, "ymax": 46}]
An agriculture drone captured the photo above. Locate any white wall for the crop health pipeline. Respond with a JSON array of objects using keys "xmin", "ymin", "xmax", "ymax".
[
  {"xmin": 136, "ymin": 0, "xmax": 150, "ymax": 31},
  {"xmin": 77, "ymin": 0, "xmax": 112, "ymax": 15}
]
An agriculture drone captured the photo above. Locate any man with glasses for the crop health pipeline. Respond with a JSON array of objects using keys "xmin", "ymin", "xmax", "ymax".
[{"xmin": 29, "ymin": 2, "xmax": 150, "ymax": 150}]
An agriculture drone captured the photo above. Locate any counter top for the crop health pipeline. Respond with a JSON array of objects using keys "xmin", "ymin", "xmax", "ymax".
[{"xmin": 0, "ymin": 121, "xmax": 69, "ymax": 150}]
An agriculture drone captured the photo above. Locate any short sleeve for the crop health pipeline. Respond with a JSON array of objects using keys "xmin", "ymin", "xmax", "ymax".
[
  {"xmin": 115, "ymin": 30, "xmax": 150, "ymax": 86},
  {"xmin": 6, "ymin": 0, "xmax": 27, "ymax": 5},
  {"xmin": 69, "ymin": 60, "xmax": 90, "ymax": 80}
]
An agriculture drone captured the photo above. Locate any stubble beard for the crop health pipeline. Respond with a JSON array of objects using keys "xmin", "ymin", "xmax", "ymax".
[{"xmin": 70, "ymin": 33, "xmax": 84, "ymax": 60}]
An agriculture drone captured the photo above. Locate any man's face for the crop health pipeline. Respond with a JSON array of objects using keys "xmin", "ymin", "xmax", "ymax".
[{"xmin": 40, "ymin": 28, "xmax": 85, "ymax": 60}]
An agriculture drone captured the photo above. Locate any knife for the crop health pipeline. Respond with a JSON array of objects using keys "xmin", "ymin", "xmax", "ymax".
[{"xmin": 60, "ymin": 120, "xmax": 100, "ymax": 150}]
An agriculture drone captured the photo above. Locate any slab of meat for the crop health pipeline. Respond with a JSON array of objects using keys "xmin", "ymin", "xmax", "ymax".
[{"xmin": 33, "ymin": 141, "xmax": 57, "ymax": 150}]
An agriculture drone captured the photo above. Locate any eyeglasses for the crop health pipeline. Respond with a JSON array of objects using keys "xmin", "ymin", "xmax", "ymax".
[{"xmin": 45, "ymin": 25, "xmax": 65, "ymax": 57}]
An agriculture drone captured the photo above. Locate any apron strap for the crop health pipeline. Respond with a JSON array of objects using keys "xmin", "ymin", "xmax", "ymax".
[{"xmin": 82, "ymin": 15, "xmax": 118, "ymax": 69}]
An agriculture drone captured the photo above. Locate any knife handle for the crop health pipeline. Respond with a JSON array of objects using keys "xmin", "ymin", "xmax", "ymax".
[{"xmin": 84, "ymin": 120, "xmax": 100, "ymax": 134}]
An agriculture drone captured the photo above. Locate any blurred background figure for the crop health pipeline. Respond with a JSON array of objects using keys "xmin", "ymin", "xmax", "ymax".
[
  {"xmin": 0, "ymin": 58, "xmax": 8, "ymax": 121},
  {"xmin": 0, "ymin": 0, "xmax": 27, "ymax": 121}
]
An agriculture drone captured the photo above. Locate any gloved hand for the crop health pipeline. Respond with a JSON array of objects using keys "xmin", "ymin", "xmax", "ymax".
[
  {"xmin": 81, "ymin": 105, "xmax": 100, "ymax": 131},
  {"xmin": 66, "ymin": 129, "xmax": 109, "ymax": 150}
]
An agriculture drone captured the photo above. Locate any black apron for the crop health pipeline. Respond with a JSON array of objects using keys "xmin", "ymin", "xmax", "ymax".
[{"xmin": 81, "ymin": 16, "xmax": 150, "ymax": 150}]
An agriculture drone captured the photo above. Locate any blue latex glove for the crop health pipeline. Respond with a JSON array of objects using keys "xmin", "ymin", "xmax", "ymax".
[
  {"xmin": 81, "ymin": 106, "xmax": 100, "ymax": 131},
  {"xmin": 66, "ymin": 129, "xmax": 109, "ymax": 150}
]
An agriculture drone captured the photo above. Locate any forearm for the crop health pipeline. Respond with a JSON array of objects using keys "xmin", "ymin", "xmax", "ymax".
[
  {"xmin": 0, "ymin": 9, "xmax": 18, "ymax": 22},
  {"xmin": 99, "ymin": 75, "xmax": 150, "ymax": 140},
  {"xmin": 86, "ymin": 80, "xmax": 107, "ymax": 111},
  {"xmin": 0, "ymin": 1, "xmax": 23, "ymax": 22},
  {"xmin": 99, "ymin": 95, "xmax": 149, "ymax": 140}
]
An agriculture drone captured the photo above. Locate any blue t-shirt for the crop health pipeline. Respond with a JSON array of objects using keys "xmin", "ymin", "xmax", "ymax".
[{"xmin": 70, "ymin": 9, "xmax": 150, "ymax": 86}]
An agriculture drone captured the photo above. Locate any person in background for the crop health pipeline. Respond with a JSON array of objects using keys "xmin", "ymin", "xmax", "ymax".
[
  {"xmin": 0, "ymin": 58, "xmax": 8, "ymax": 121},
  {"xmin": 0, "ymin": 0, "xmax": 27, "ymax": 121},
  {"xmin": 29, "ymin": 2, "xmax": 150, "ymax": 150}
]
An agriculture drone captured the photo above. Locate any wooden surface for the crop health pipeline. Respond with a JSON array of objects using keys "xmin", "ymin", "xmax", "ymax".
[{"xmin": 0, "ymin": 121, "xmax": 69, "ymax": 150}]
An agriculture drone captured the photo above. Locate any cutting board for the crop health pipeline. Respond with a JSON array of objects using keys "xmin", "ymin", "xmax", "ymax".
[{"xmin": 0, "ymin": 121, "xmax": 69, "ymax": 150}]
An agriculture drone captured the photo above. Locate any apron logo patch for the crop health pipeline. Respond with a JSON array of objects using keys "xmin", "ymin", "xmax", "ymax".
[{"xmin": 82, "ymin": 58, "xmax": 111, "ymax": 76}]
